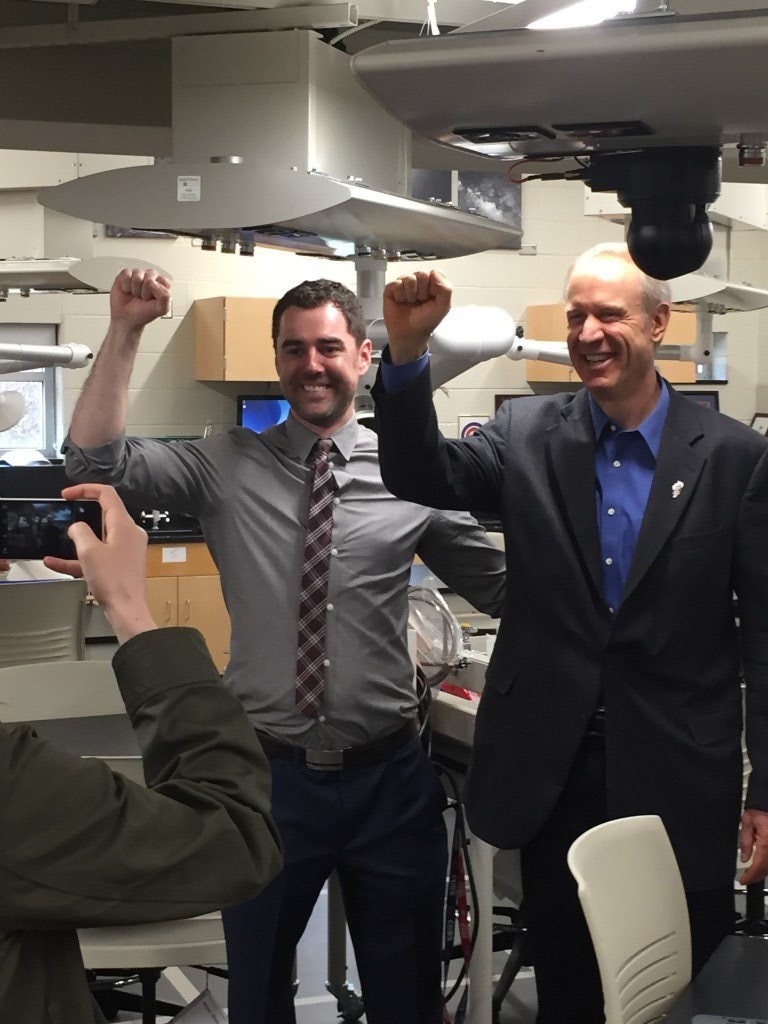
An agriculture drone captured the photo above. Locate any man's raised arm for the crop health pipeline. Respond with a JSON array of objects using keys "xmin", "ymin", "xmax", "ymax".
[
  {"xmin": 68, "ymin": 269, "xmax": 170, "ymax": 448},
  {"xmin": 381, "ymin": 268, "xmax": 452, "ymax": 367},
  {"xmin": 373, "ymin": 268, "xmax": 503, "ymax": 513},
  {"xmin": 374, "ymin": 268, "xmax": 463, "ymax": 510}
]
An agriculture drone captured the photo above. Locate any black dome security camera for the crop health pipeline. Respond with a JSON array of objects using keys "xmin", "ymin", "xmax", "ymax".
[
  {"xmin": 626, "ymin": 202, "xmax": 713, "ymax": 281},
  {"xmin": 587, "ymin": 148, "xmax": 721, "ymax": 280}
]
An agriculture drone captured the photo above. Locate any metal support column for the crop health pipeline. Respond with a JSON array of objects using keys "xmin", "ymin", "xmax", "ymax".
[{"xmin": 467, "ymin": 830, "xmax": 494, "ymax": 1024}]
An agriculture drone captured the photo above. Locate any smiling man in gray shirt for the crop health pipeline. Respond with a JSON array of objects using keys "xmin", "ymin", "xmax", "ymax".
[{"xmin": 64, "ymin": 268, "xmax": 505, "ymax": 1024}]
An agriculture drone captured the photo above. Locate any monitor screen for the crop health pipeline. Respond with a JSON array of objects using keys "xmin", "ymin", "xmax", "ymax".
[{"xmin": 237, "ymin": 395, "xmax": 291, "ymax": 433}]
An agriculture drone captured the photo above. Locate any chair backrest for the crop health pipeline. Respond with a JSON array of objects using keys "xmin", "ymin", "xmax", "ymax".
[
  {"xmin": 0, "ymin": 659, "xmax": 124, "ymax": 721},
  {"xmin": 0, "ymin": 578, "xmax": 87, "ymax": 666},
  {"xmin": 79, "ymin": 912, "xmax": 226, "ymax": 969},
  {"xmin": 0, "ymin": 659, "xmax": 145, "ymax": 786},
  {"xmin": 567, "ymin": 815, "xmax": 692, "ymax": 1024}
]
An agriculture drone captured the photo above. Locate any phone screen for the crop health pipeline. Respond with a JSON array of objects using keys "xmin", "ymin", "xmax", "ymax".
[{"xmin": 0, "ymin": 498, "xmax": 102, "ymax": 560}]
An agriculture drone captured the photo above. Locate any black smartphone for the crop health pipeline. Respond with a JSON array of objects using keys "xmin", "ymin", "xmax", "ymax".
[{"xmin": 0, "ymin": 498, "xmax": 102, "ymax": 560}]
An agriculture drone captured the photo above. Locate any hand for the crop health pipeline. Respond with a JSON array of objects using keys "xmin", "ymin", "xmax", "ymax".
[
  {"xmin": 382, "ymin": 269, "xmax": 452, "ymax": 364},
  {"xmin": 110, "ymin": 268, "xmax": 171, "ymax": 331},
  {"xmin": 738, "ymin": 807, "xmax": 768, "ymax": 884},
  {"xmin": 43, "ymin": 484, "xmax": 157, "ymax": 644}
]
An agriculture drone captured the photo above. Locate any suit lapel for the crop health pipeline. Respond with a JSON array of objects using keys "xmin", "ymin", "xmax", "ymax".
[
  {"xmin": 546, "ymin": 391, "xmax": 604, "ymax": 599},
  {"xmin": 621, "ymin": 390, "xmax": 706, "ymax": 604}
]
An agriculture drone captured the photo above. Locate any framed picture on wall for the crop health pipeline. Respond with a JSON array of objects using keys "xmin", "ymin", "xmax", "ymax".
[
  {"xmin": 679, "ymin": 390, "xmax": 719, "ymax": 412},
  {"xmin": 411, "ymin": 169, "xmax": 522, "ymax": 250},
  {"xmin": 457, "ymin": 170, "xmax": 522, "ymax": 250},
  {"xmin": 750, "ymin": 413, "xmax": 768, "ymax": 436},
  {"xmin": 458, "ymin": 416, "xmax": 489, "ymax": 438},
  {"xmin": 410, "ymin": 169, "xmax": 452, "ymax": 204}
]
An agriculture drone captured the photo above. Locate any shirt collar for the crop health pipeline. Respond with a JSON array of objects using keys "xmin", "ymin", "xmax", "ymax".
[
  {"xmin": 284, "ymin": 412, "xmax": 359, "ymax": 464},
  {"xmin": 588, "ymin": 377, "xmax": 670, "ymax": 458}
]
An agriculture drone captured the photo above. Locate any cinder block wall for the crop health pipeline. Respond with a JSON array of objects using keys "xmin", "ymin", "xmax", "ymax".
[{"xmin": 0, "ymin": 176, "xmax": 765, "ymax": 443}]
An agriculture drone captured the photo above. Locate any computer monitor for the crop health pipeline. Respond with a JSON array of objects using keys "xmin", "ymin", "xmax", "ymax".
[{"xmin": 237, "ymin": 395, "xmax": 291, "ymax": 433}]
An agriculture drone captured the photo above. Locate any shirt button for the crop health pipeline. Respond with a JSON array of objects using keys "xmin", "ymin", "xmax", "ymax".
[
  {"xmin": 326, "ymin": 602, "xmax": 334, "ymax": 611},
  {"xmin": 607, "ymin": 507, "xmax": 616, "ymax": 516},
  {"xmin": 613, "ymin": 460, "xmax": 621, "ymax": 468},
  {"xmin": 318, "ymin": 715, "xmax": 326, "ymax": 723},
  {"xmin": 331, "ymin": 547, "xmax": 338, "ymax": 556},
  {"xmin": 608, "ymin": 606, "xmax": 615, "ymax": 614},
  {"xmin": 323, "ymin": 658, "xmax": 331, "ymax": 667},
  {"xmin": 605, "ymin": 557, "xmax": 613, "ymax": 566},
  {"xmin": 334, "ymin": 497, "xmax": 341, "ymax": 506},
  {"xmin": 610, "ymin": 425, "xmax": 617, "ymax": 432}
]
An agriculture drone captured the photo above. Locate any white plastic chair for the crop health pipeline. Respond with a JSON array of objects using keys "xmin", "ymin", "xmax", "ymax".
[
  {"xmin": 0, "ymin": 658, "xmax": 123, "ymax": 721},
  {"xmin": 0, "ymin": 578, "xmax": 87, "ymax": 666},
  {"xmin": 78, "ymin": 912, "xmax": 226, "ymax": 1024},
  {"xmin": 567, "ymin": 815, "xmax": 692, "ymax": 1024}
]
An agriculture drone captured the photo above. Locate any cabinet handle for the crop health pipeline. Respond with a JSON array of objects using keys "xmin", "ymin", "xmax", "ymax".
[
  {"xmin": 165, "ymin": 600, "xmax": 172, "ymax": 624},
  {"xmin": 183, "ymin": 599, "xmax": 191, "ymax": 621}
]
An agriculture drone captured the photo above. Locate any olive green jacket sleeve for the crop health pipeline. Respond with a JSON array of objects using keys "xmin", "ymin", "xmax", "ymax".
[{"xmin": 0, "ymin": 627, "xmax": 282, "ymax": 928}]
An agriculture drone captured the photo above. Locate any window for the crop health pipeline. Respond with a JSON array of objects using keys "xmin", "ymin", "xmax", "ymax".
[{"xmin": 0, "ymin": 323, "xmax": 58, "ymax": 460}]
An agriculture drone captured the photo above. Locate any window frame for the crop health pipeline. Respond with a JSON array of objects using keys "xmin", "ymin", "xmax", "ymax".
[{"xmin": 0, "ymin": 322, "xmax": 59, "ymax": 460}]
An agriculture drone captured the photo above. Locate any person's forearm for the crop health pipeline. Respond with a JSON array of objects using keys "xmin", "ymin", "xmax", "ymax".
[
  {"xmin": 69, "ymin": 320, "xmax": 143, "ymax": 447},
  {"xmin": 387, "ymin": 334, "xmax": 430, "ymax": 365},
  {"xmin": 420, "ymin": 514, "xmax": 506, "ymax": 618},
  {"xmin": 106, "ymin": 602, "xmax": 158, "ymax": 645}
]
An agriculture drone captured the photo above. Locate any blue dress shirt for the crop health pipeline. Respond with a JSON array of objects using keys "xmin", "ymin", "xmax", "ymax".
[
  {"xmin": 379, "ymin": 346, "xmax": 429, "ymax": 391},
  {"xmin": 380, "ymin": 346, "xmax": 670, "ymax": 613},
  {"xmin": 589, "ymin": 382, "xmax": 669, "ymax": 612}
]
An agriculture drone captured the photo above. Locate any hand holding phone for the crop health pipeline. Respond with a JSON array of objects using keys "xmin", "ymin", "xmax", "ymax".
[
  {"xmin": 43, "ymin": 484, "xmax": 157, "ymax": 643},
  {"xmin": 0, "ymin": 498, "xmax": 102, "ymax": 560}
]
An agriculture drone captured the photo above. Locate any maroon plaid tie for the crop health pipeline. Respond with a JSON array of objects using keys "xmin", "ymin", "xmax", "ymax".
[{"xmin": 296, "ymin": 437, "xmax": 335, "ymax": 717}]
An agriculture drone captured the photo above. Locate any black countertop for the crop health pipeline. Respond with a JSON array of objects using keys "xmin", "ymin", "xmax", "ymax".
[
  {"xmin": 145, "ymin": 530, "xmax": 204, "ymax": 544},
  {"xmin": 665, "ymin": 934, "xmax": 768, "ymax": 1021}
]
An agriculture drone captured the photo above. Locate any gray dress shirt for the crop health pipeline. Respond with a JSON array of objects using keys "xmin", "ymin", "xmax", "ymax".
[{"xmin": 64, "ymin": 416, "xmax": 505, "ymax": 748}]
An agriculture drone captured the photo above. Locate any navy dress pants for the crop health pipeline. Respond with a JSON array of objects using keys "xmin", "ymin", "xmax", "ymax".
[
  {"xmin": 520, "ymin": 733, "xmax": 735, "ymax": 1024},
  {"xmin": 222, "ymin": 736, "xmax": 448, "ymax": 1024}
]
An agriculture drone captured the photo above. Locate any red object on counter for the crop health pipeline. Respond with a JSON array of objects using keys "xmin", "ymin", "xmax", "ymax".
[{"xmin": 439, "ymin": 682, "xmax": 480, "ymax": 701}]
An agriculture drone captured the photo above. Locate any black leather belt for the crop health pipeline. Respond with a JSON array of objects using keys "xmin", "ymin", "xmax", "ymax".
[
  {"xmin": 586, "ymin": 705, "xmax": 606, "ymax": 738},
  {"xmin": 255, "ymin": 719, "xmax": 418, "ymax": 771}
]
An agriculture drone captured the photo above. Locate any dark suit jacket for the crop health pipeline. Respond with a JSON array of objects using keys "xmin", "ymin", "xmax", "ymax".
[{"xmin": 373, "ymin": 368, "xmax": 768, "ymax": 891}]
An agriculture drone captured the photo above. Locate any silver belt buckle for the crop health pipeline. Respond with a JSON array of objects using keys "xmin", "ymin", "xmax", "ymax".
[{"xmin": 305, "ymin": 748, "xmax": 344, "ymax": 771}]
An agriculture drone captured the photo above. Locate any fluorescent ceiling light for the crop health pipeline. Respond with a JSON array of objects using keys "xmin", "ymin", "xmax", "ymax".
[{"xmin": 529, "ymin": 0, "xmax": 637, "ymax": 29}]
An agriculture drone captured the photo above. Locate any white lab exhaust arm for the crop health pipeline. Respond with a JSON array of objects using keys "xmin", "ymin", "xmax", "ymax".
[
  {"xmin": 427, "ymin": 306, "xmax": 518, "ymax": 389},
  {"xmin": 506, "ymin": 339, "xmax": 573, "ymax": 366},
  {"xmin": 0, "ymin": 343, "xmax": 93, "ymax": 374},
  {"xmin": 369, "ymin": 306, "xmax": 574, "ymax": 390}
]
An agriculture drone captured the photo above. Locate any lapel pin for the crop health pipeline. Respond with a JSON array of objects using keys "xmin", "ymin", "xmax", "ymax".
[{"xmin": 672, "ymin": 480, "xmax": 684, "ymax": 499}]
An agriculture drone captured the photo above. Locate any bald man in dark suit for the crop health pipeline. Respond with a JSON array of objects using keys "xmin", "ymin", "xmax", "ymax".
[{"xmin": 372, "ymin": 243, "xmax": 768, "ymax": 1023}]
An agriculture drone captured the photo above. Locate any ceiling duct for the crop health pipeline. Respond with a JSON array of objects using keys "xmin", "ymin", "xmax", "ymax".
[
  {"xmin": 351, "ymin": 9, "xmax": 768, "ymax": 277},
  {"xmin": 40, "ymin": 164, "xmax": 519, "ymax": 260},
  {"xmin": 0, "ymin": 256, "xmax": 170, "ymax": 296},
  {"xmin": 351, "ymin": 12, "xmax": 768, "ymax": 162},
  {"xmin": 669, "ymin": 273, "xmax": 768, "ymax": 314},
  {"xmin": 39, "ymin": 30, "xmax": 521, "ymax": 259}
]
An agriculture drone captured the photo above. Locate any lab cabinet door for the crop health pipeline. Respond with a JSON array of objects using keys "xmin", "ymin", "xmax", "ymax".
[
  {"xmin": 178, "ymin": 574, "xmax": 231, "ymax": 673},
  {"xmin": 194, "ymin": 296, "xmax": 278, "ymax": 382},
  {"xmin": 146, "ymin": 576, "xmax": 178, "ymax": 629}
]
